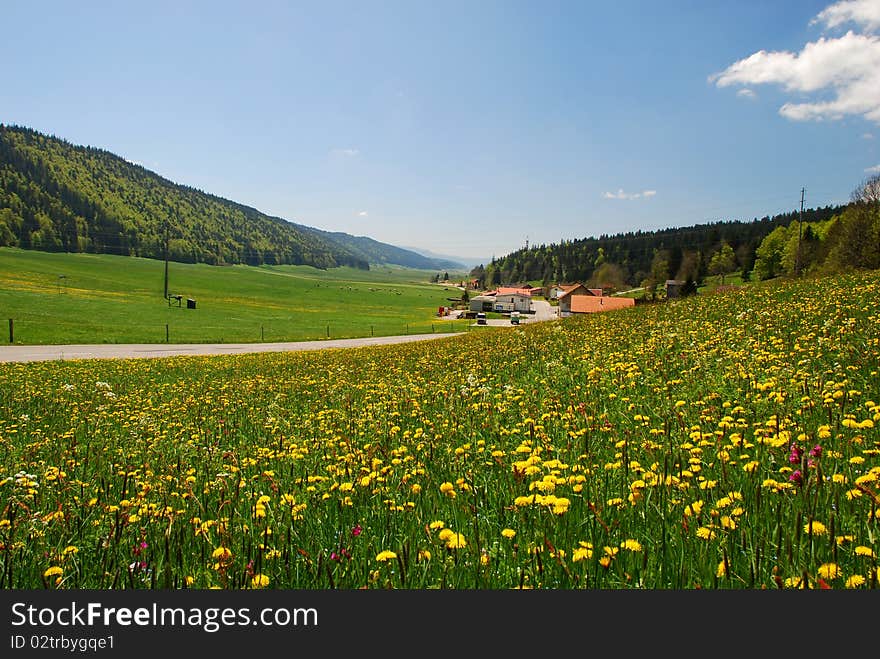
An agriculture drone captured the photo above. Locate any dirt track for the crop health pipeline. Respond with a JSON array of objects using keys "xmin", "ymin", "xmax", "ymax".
[{"xmin": 0, "ymin": 332, "xmax": 464, "ymax": 363}]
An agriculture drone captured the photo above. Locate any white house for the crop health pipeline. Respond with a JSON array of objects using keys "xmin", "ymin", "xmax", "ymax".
[{"xmin": 493, "ymin": 292, "xmax": 532, "ymax": 313}]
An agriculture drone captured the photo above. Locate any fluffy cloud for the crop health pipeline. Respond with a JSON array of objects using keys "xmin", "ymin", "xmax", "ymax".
[
  {"xmin": 812, "ymin": 0, "xmax": 880, "ymax": 31},
  {"xmin": 357, "ymin": 211, "xmax": 369, "ymax": 216},
  {"xmin": 866, "ymin": 164, "xmax": 880, "ymax": 173},
  {"xmin": 710, "ymin": 1, "xmax": 880, "ymax": 123},
  {"xmin": 603, "ymin": 189, "xmax": 657, "ymax": 200}
]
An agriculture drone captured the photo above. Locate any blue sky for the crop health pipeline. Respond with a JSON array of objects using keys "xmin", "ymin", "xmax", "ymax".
[{"xmin": 3, "ymin": 0, "xmax": 879, "ymax": 264}]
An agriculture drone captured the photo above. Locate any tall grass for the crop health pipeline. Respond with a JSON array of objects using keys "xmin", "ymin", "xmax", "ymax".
[{"xmin": 0, "ymin": 270, "xmax": 877, "ymax": 589}]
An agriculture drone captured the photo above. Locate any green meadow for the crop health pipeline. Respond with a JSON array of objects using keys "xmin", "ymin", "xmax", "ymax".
[
  {"xmin": 0, "ymin": 268, "xmax": 877, "ymax": 589},
  {"xmin": 0, "ymin": 248, "xmax": 470, "ymax": 344}
]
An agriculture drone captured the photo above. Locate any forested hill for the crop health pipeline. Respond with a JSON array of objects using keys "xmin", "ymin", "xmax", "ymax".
[
  {"xmin": 0, "ymin": 124, "xmax": 460, "ymax": 271},
  {"xmin": 483, "ymin": 203, "xmax": 845, "ymax": 288}
]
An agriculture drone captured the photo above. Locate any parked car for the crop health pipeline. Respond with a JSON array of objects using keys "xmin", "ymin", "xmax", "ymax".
[
  {"xmin": 510, "ymin": 312, "xmax": 521, "ymax": 325},
  {"xmin": 476, "ymin": 312, "xmax": 487, "ymax": 325}
]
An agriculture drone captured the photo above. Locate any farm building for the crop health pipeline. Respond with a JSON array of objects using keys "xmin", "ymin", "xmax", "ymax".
[
  {"xmin": 556, "ymin": 283, "xmax": 603, "ymax": 314},
  {"xmin": 492, "ymin": 292, "xmax": 532, "ymax": 313},
  {"xmin": 469, "ymin": 295, "xmax": 496, "ymax": 313},
  {"xmin": 567, "ymin": 295, "xmax": 635, "ymax": 315}
]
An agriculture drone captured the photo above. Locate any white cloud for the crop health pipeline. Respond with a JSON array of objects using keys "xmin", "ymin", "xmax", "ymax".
[
  {"xmin": 603, "ymin": 189, "xmax": 657, "ymax": 200},
  {"xmin": 863, "ymin": 132, "xmax": 876, "ymax": 138},
  {"xmin": 737, "ymin": 88, "xmax": 757, "ymax": 99},
  {"xmin": 330, "ymin": 148, "xmax": 360, "ymax": 157},
  {"xmin": 357, "ymin": 211, "xmax": 369, "ymax": 216},
  {"xmin": 866, "ymin": 164, "xmax": 880, "ymax": 173},
  {"xmin": 710, "ymin": 3, "xmax": 880, "ymax": 124},
  {"xmin": 812, "ymin": 0, "xmax": 880, "ymax": 31}
]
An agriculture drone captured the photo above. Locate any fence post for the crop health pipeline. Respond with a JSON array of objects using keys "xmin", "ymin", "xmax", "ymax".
[
  {"xmin": 261, "ymin": 325, "xmax": 264, "ymax": 341},
  {"xmin": 165, "ymin": 324, "xmax": 169, "ymax": 343},
  {"xmin": 326, "ymin": 325, "xmax": 330, "ymax": 338},
  {"xmin": 8, "ymin": 318, "xmax": 12, "ymax": 343}
]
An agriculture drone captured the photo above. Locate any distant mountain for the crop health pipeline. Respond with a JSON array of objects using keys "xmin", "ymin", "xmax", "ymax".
[
  {"xmin": 398, "ymin": 246, "xmax": 480, "ymax": 270},
  {"xmin": 306, "ymin": 231, "xmax": 466, "ymax": 271},
  {"xmin": 0, "ymin": 124, "xmax": 452, "ymax": 271}
]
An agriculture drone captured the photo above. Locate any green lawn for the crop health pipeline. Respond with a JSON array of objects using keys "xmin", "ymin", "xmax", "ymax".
[{"xmin": 0, "ymin": 248, "xmax": 470, "ymax": 344}]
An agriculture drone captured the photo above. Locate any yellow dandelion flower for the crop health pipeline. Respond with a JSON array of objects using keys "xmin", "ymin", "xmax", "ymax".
[
  {"xmin": 439, "ymin": 482, "xmax": 455, "ymax": 497},
  {"xmin": 817, "ymin": 563, "xmax": 841, "ymax": 580},
  {"xmin": 376, "ymin": 550, "xmax": 397, "ymax": 562},
  {"xmin": 410, "ymin": 483, "xmax": 422, "ymax": 494},
  {"xmin": 501, "ymin": 528, "xmax": 516, "ymax": 539},
  {"xmin": 250, "ymin": 574, "xmax": 270, "ymax": 588},
  {"xmin": 211, "ymin": 546, "xmax": 232, "ymax": 561},
  {"xmin": 428, "ymin": 520, "xmax": 446, "ymax": 531},
  {"xmin": 854, "ymin": 546, "xmax": 876, "ymax": 558},
  {"xmin": 620, "ymin": 539, "xmax": 642, "ymax": 552},
  {"xmin": 572, "ymin": 547, "xmax": 592, "ymax": 562},
  {"xmin": 480, "ymin": 554, "xmax": 490, "ymax": 566},
  {"xmin": 685, "ymin": 501, "xmax": 703, "ymax": 517},
  {"xmin": 62, "ymin": 546, "xmax": 78, "ymax": 556},
  {"xmin": 599, "ymin": 556, "xmax": 612, "ymax": 568},
  {"xmin": 551, "ymin": 497, "xmax": 570, "ymax": 515},
  {"xmin": 43, "ymin": 566, "xmax": 63, "ymax": 578},
  {"xmin": 716, "ymin": 561, "xmax": 727, "ymax": 578},
  {"xmin": 418, "ymin": 549, "xmax": 431, "ymax": 562},
  {"xmin": 445, "ymin": 533, "xmax": 467, "ymax": 549},
  {"xmin": 438, "ymin": 528, "xmax": 454, "ymax": 541},
  {"xmin": 846, "ymin": 574, "xmax": 866, "ymax": 588},
  {"xmin": 696, "ymin": 526, "xmax": 716, "ymax": 540},
  {"xmin": 803, "ymin": 521, "xmax": 828, "ymax": 536},
  {"xmin": 784, "ymin": 576, "xmax": 808, "ymax": 589}
]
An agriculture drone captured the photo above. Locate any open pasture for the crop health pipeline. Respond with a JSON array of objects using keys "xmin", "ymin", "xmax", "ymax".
[
  {"xmin": 0, "ymin": 248, "xmax": 467, "ymax": 344},
  {"xmin": 0, "ymin": 270, "xmax": 878, "ymax": 588}
]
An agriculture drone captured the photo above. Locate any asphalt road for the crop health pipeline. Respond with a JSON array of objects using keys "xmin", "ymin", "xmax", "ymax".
[{"xmin": 0, "ymin": 332, "xmax": 464, "ymax": 364}]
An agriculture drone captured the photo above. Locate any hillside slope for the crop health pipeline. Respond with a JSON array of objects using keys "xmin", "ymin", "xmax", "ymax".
[{"xmin": 0, "ymin": 124, "xmax": 458, "ymax": 271}]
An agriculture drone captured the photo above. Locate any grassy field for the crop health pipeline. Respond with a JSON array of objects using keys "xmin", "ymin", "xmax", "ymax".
[
  {"xmin": 1, "ymin": 268, "xmax": 877, "ymax": 589},
  {"xmin": 0, "ymin": 248, "xmax": 471, "ymax": 344}
]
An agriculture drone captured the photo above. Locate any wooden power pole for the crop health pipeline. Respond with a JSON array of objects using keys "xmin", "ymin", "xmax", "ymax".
[
  {"xmin": 163, "ymin": 220, "xmax": 169, "ymax": 299},
  {"xmin": 795, "ymin": 187, "xmax": 805, "ymax": 276}
]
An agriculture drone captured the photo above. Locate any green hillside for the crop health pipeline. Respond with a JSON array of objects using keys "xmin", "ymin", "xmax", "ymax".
[{"xmin": 0, "ymin": 124, "xmax": 459, "ymax": 271}]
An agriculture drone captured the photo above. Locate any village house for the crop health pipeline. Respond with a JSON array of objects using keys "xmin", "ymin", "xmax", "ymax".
[
  {"xmin": 555, "ymin": 283, "xmax": 603, "ymax": 315},
  {"xmin": 568, "ymin": 295, "xmax": 635, "ymax": 314},
  {"xmin": 490, "ymin": 286, "xmax": 533, "ymax": 313}
]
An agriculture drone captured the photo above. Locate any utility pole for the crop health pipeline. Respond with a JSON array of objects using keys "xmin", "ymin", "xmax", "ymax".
[
  {"xmin": 795, "ymin": 187, "xmax": 805, "ymax": 276},
  {"xmin": 163, "ymin": 219, "xmax": 169, "ymax": 299}
]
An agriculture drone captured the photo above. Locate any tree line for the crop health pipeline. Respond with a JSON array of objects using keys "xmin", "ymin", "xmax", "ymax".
[{"xmin": 470, "ymin": 193, "xmax": 864, "ymax": 294}]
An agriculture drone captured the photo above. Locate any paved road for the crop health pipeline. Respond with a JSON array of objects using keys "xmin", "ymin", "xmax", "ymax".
[{"xmin": 0, "ymin": 332, "xmax": 464, "ymax": 364}]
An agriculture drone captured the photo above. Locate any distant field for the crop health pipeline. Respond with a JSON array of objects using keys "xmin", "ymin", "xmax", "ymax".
[{"xmin": 0, "ymin": 248, "xmax": 470, "ymax": 344}]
